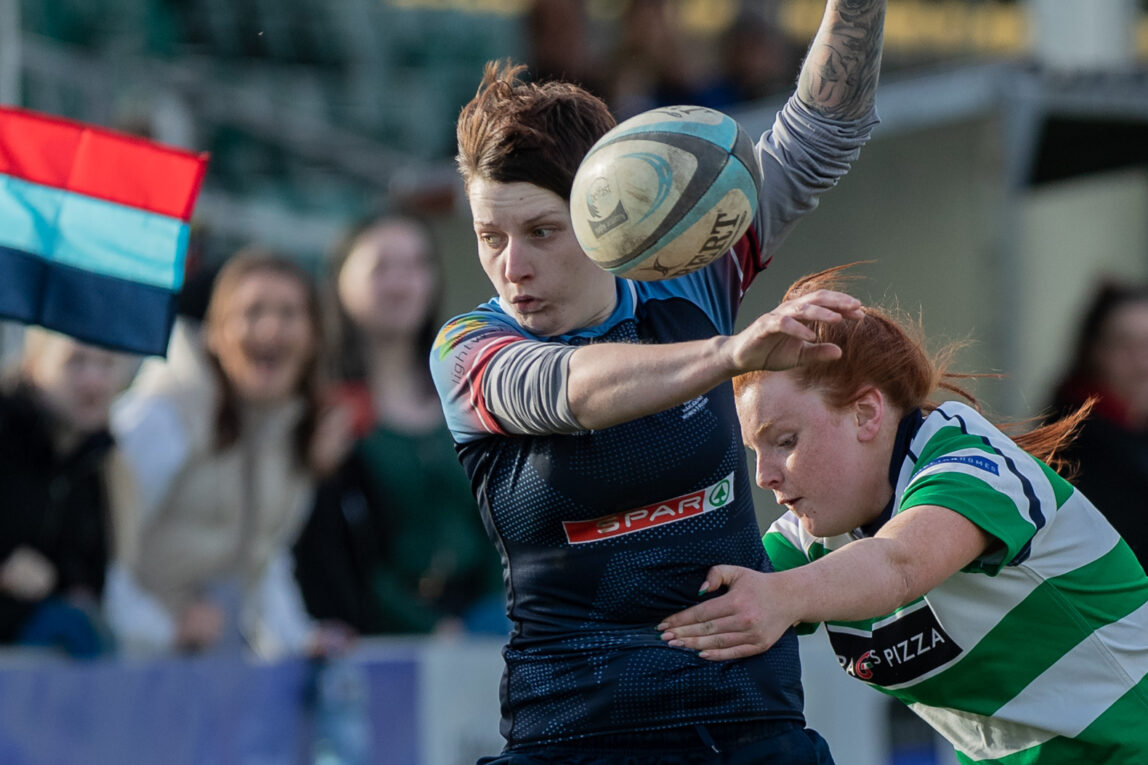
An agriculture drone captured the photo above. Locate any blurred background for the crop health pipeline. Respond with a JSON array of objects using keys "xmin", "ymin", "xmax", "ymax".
[
  {"xmin": 6, "ymin": 0, "xmax": 1148, "ymax": 406},
  {"xmin": 1, "ymin": 1, "xmax": 1147, "ymax": 763},
  {"xmin": 7, "ymin": 0, "xmax": 1147, "ymax": 420},
  {"xmin": 11, "ymin": 0, "xmax": 1146, "ymax": 508}
]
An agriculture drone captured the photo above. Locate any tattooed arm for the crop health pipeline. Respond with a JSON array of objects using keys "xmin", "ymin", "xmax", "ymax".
[{"xmin": 797, "ymin": 0, "xmax": 887, "ymax": 121}]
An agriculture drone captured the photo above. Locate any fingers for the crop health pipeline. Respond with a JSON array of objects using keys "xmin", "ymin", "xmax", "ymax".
[
  {"xmin": 657, "ymin": 601, "xmax": 717, "ymax": 634},
  {"xmin": 798, "ymin": 342, "xmax": 843, "ymax": 364},
  {"xmin": 696, "ymin": 564, "xmax": 739, "ymax": 596},
  {"xmin": 753, "ymin": 289, "xmax": 863, "ymax": 330},
  {"xmin": 753, "ymin": 290, "xmax": 863, "ymax": 338},
  {"xmin": 745, "ymin": 291, "xmax": 863, "ymax": 339},
  {"xmin": 661, "ymin": 612, "xmax": 750, "ymax": 641},
  {"xmin": 732, "ymin": 290, "xmax": 862, "ymax": 373},
  {"xmin": 776, "ymin": 289, "xmax": 863, "ymax": 322},
  {"xmin": 695, "ymin": 644, "xmax": 765, "ymax": 661},
  {"xmin": 659, "ymin": 618, "xmax": 771, "ymax": 662},
  {"xmin": 656, "ymin": 565, "xmax": 780, "ymax": 661},
  {"xmin": 655, "ymin": 565, "xmax": 738, "ymax": 636}
]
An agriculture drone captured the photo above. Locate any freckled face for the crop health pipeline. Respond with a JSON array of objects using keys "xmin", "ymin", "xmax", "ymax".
[
  {"xmin": 467, "ymin": 179, "xmax": 616, "ymax": 337},
  {"xmin": 736, "ymin": 372, "xmax": 888, "ymax": 537}
]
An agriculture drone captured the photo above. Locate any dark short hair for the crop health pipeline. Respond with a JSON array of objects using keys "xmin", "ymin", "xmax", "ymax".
[{"xmin": 455, "ymin": 59, "xmax": 616, "ymax": 201}]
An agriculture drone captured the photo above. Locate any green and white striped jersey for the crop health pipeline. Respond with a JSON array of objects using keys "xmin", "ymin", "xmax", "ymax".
[{"xmin": 764, "ymin": 401, "xmax": 1148, "ymax": 764}]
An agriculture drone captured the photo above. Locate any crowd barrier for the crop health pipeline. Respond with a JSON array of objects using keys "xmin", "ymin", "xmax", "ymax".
[{"xmin": 0, "ymin": 633, "xmax": 955, "ymax": 765}]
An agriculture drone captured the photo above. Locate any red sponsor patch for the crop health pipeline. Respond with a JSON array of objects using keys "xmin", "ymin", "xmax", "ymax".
[{"xmin": 562, "ymin": 472, "xmax": 734, "ymax": 544}]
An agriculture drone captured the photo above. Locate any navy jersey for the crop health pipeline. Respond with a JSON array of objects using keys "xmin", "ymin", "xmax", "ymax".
[{"xmin": 430, "ymin": 96, "xmax": 878, "ymax": 747}]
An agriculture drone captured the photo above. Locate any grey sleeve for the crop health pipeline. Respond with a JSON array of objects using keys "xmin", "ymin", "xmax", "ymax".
[
  {"xmin": 755, "ymin": 95, "xmax": 880, "ymax": 258},
  {"xmin": 481, "ymin": 341, "xmax": 584, "ymax": 436}
]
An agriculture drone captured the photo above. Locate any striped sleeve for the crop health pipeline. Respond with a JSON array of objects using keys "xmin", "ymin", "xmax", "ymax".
[
  {"xmin": 902, "ymin": 415, "xmax": 1064, "ymax": 573},
  {"xmin": 763, "ymin": 514, "xmax": 823, "ymax": 635},
  {"xmin": 482, "ymin": 341, "xmax": 581, "ymax": 436},
  {"xmin": 750, "ymin": 96, "xmax": 879, "ymax": 266},
  {"xmin": 429, "ymin": 308, "xmax": 527, "ymax": 443},
  {"xmin": 763, "ymin": 513, "xmax": 810, "ymax": 573}
]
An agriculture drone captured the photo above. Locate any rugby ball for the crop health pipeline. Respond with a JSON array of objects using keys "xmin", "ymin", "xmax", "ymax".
[{"xmin": 570, "ymin": 105, "xmax": 762, "ymax": 281}]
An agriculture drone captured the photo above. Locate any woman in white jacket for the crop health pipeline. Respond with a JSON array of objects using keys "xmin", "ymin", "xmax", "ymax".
[{"xmin": 106, "ymin": 249, "xmax": 352, "ymax": 658}]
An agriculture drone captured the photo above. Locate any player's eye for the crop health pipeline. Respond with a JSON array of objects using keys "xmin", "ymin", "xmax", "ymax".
[
  {"xmin": 479, "ymin": 232, "xmax": 504, "ymax": 249},
  {"xmin": 777, "ymin": 434, "xmax": 797, "ymax": 449}
]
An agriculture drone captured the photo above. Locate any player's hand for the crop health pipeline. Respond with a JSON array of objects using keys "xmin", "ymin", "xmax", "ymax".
[
  {"xmin": 309, "ymin": 398, "xmax": 357, "ymax": 477},
  {"xmin": 727, "ymin": 289, "xmax": 863, "ymax": 374},
  {"xmin": 176, "ymin": 598, "xmax": 226, "ymax": 652},
  {"xmin": 657, "ymin": 565, "xmax": 797, "ymax": 661},
  {"xmin": 308, "ymin": 620, "xmax": 357, "ymax": 657},
  {"xmin": 0, "ymin": 546, "xmax": 58, "ymax": 600}
]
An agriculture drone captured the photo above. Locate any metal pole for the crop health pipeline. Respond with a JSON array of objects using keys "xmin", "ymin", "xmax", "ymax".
[
  {"xmin": 0, "ymin": 0, "xmax": 21, "ymax": 105},
  {"xmin": 0, "ymin": 0, "xmax": 18, "ymax": 363}
]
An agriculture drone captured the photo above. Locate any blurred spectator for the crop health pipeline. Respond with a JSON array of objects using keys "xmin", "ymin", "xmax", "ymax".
[
  {"xmin": 603, "ymin": 0, "xmax": 715, "ymax": 119},
  {"xmin": 525, "ymin": 0, "xmax": 607, "ymax": 97},
  {"xmin": 1048, "ymin": 280, "xmax": 1148, "ymax": 571},
  {"xmin": 0, "ymin": 328, "xmax": 136, "ymax": 658},
  {"xmin": 292, "ymin": 215, "xmax": 506, "ymax": 636},
  {"xmin": 105, "ymin": 249, "xmax": 353, "ymax": 658},
  {"xmin": 707, "ymin": 9, "xmax": 804, "ymax": 109}
]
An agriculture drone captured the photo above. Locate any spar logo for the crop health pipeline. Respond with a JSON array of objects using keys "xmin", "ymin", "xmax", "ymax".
[{"xmin": 562, "ymin": 472, "xmax": 734, "ymax": 544}]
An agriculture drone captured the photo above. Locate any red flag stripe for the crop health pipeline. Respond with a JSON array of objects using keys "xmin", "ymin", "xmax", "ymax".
[{"xmin": 0, "ymin": 106, "xmax": 208, "ymax": 221}]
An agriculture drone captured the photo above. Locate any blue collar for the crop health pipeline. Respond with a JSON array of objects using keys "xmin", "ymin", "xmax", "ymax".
[
  {"xmin": 553, "ymin": 278, "xmax": 632, "ymax": 343},
  {"xmin": 859, "ymin": 407, "xmax": 924, "ymax": 537}
]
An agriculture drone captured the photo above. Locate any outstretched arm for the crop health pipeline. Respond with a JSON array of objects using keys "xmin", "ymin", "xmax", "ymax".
[
  {"xmin": 438, "ymin": 290, "xmax": 856, "ymax": 441},
  {"xmin": 658, "ymin": 504, "xmax": 991, "ymax": 661},
  {"xmin": 737, "ymin": 0, "xmax": 886, "ymax": 280},
  {"xmin": 797, "ymin": 0, "xmax": 887, "ymax": 121},
  {"xmin": 566, "ymin": 289, "xmax": 863, "ymax": 431}
]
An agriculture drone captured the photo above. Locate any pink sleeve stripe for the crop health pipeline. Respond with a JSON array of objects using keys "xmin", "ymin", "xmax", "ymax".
[{"xmin": 466, "ymin": 335, "xmax": 523, "ymax": 436}]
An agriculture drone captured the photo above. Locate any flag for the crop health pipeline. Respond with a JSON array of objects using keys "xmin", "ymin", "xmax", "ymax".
[{"xmin": 0, "ymin": 106, "xmax": 209, "ymax": 356}]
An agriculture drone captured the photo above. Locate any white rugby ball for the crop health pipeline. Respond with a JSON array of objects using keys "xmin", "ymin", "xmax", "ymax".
[{"xmin": 570, "ymin": 105, "xmax": 761, "ymax": 281}]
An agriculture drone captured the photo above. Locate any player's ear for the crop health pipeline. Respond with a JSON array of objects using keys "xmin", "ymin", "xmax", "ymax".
[{"xmin": 853, "ymin": 387, "xmax": 884, "ymax": 442}]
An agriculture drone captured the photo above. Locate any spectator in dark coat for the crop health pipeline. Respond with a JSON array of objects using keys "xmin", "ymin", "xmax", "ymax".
[
  {"xmin": 1048, "ymin": 281, "xmax": 1148, "ymax": 571},
  {"xmin": 0, "ymin": 327, "xmax": 135, "ymax": 656}
]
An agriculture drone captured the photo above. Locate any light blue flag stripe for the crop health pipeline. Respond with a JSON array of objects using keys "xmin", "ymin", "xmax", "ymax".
[{"xmin": 0, "ymin": 175, "xmax": 188, "ymax": 291}]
